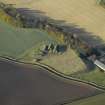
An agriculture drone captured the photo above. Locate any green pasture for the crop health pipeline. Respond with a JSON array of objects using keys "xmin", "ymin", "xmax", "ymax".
[
  {"xmin": 72, "ymin": 68, "xmax": 105, "ymax": 87},
  {"xmin": 0, "ymin": 20, "xmax": 56, "ymax": 58}
]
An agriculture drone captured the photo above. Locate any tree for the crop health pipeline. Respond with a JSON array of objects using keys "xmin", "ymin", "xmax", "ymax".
[
  {"xmin": 97, "ymin": 0, "xmax": 105, "ymax": 5},
  {"xmin": 0, "ymin": 2, "xmax": 5, "ymax": 9}
]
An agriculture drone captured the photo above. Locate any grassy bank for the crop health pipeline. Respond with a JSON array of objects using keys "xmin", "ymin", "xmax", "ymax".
[
  {"xmin": 67, "ymin": 93, "xmax": 105, "ymax": 105},
  {"xmin": 72, "ymin": 68, "xmax": 105, "ymax": 87},
  {"xmin": 0, "ymin": 8, "xmax": 22, "ymax": 27}
]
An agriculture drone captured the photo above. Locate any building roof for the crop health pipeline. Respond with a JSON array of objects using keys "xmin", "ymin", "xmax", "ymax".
[{"xmin": 94, "ymin": 60, "xmax": 105, "ymax": 71}]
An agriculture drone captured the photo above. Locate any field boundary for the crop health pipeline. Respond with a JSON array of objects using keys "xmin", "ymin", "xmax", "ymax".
[{"xmin": 0, "ymin": 55, "xmax": 105, "ymax": 91}]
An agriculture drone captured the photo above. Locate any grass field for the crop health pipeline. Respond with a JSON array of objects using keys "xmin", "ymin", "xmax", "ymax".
[
  {"xmin": 72, "ymin": 68, "xmax": 105, "ymax": 87},
  {"xmin": 41, "ymin": 49, "xmax": 86, "ymax": 75},
  {"xmin": 1, "ymin": 0, "xmax": 105, "ymax": 43},
  {"xmin": 67, "ymin": 93, "xmax": 105, "ymax": 105},
  {"xmin": 0, "ymin": 19, "xmax": 56, "ymax": 57}
]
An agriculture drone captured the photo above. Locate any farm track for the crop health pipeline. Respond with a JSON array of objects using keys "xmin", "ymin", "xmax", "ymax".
[{"xmin": 0, "ymin": 57, "xmax": 103, "ymax": 105}]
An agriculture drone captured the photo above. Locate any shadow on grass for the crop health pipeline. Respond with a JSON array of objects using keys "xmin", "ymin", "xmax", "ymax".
[{"xmin": 16, "ymin": 7, "xmax": 105, "ymax": 71}]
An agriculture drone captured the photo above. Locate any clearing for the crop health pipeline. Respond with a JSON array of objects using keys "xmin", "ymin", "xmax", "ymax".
[{"xmin": 41, "ymin": 49, "xmax": 86, "ymax": 75}]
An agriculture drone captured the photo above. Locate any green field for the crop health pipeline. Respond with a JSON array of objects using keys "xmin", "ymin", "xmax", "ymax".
[
  {"xmin": 72, "ymin": 68, "xmax": 105, "ymax": 87},
  {"xmin": 41, "ymin": 49, "xmax": 86, "ymax": 75},
  {"xmin": 67, "ymin": 93, "xmax": 105, "ymax": 105},
  {"xmin": 0, "ymin": 19, "xmax": 56, "ymax": 57}
]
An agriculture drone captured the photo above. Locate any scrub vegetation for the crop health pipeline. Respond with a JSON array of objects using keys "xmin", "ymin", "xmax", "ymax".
[{"xmin": 97, "ymin": 0, "xmax": 105, "ymax": 6}]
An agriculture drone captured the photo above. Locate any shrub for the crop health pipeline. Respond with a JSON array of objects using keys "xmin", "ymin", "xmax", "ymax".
[
  {"xmin": 0, "ymin": 2, "xmax": 23, "ymax": 27},
  {"xmin": 97, "ymin": 0, "xmax": 105, "ymax": 6},
  {"xmin": 0, "ymin": 9, "xmax": 23, "ymax": 27}
]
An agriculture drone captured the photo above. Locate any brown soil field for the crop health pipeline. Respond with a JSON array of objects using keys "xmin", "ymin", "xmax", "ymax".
[{"xmin": 0, "ymin": 58, "xmax": 102, "ymax": 105}]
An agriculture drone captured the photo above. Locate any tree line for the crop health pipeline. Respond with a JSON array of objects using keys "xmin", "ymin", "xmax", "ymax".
[
  {"xmin": 0, "ymin": 2, "xmax": 23, "ymax": 27},
  {"xmin": 97, "ymin": 0, "xmax": 105, "ymax": 6},
  {"xmin": 0, "ymin": 2, "xmax": 100, "ymax": 58}
]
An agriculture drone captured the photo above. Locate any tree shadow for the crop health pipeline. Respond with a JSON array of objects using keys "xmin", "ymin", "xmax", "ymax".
[
  {"xmin": 17, "ymin": 8, "xmax": 105, "ymax": 45},
  {"xmin": 80, "ymin": 56, "xmax": 96, "ymax": 71},
  {"xmin": 59, "ymin": 24, "xmax": 105, "ymax": 47},
  {"xmin": 16, "ymin": 7, "xmax": 105, "ymax": 71},
  {"xmin": 17, "ymin": 8, "xmax": 47, "ymax": 20}
]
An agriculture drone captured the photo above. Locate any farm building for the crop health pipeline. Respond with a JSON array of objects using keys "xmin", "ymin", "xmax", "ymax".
[
  {"xmin": 94, "ymin": 46, "xmax": 105, "ymax": 71},
  {"xmin": 94, "ymin": 58, "xmax": 105, "ymax": 71}
]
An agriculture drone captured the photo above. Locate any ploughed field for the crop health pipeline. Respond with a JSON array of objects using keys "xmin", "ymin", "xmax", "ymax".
[
  {"xmin": 67, "ymin": 92, "xmax": 105, "ymax": 105},
  {"xmin": 0, "ymin": 58, "xmax": 102, "ymax": 105}
]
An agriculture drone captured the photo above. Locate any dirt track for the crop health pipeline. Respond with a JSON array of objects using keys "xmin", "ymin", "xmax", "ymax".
[{"xmin": 0, "ymin": 59, "xmax": 102, "ymax": 105}]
